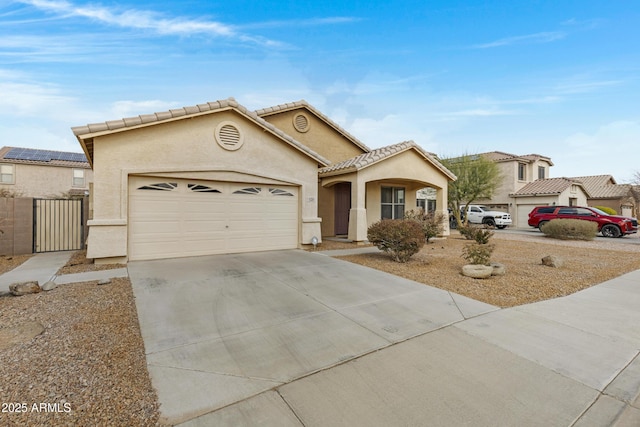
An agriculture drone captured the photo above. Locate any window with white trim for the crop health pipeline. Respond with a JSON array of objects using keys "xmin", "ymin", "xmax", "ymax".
[
  {"xmin": 73, "ymin": 169, "xmax": 85, "ymax": 187},
  {"xmin": 381, "ymin": 186, "xmax": 405, "ymax": 219},
  {"xmin": 0, "ymin": 164, "xmax": 14, "ymax": 184}
]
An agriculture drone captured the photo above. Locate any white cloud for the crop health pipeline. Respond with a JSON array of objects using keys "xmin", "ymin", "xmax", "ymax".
[
  {"xmin": 110, "ymin": 100, "xmax": 181, "ymax": 119},
  {"xmin": 0, "ymin": 81, "xmax": 76, "ymax": 117},
  {"xmin": 238, "ymin": 16, "xmax": 360, "ymax": 30},
  {"xmin": 17, "ymin": 0, "xmax": 282, "ymax": 47},
  {"xmin": 442, "ymin": 108, "xmax": 517, "ymax": 117},
  {"xmin": 554, "ymin": 79, "xmax": 622, "ymax": 95},
  {"xmin": 559, "ymin": 120, "xmax": 640, "ymax": 180},
  {"xmin": 473, "ymin": 31, "xmax": 565, "ymax": 49}
]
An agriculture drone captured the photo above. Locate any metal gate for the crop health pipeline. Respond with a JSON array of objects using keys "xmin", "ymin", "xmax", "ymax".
[{"xmin": 33, "ymin": 199, "xmax": 85, "ymax": 253}]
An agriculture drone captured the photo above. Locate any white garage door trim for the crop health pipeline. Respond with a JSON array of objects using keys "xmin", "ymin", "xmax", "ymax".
[{"xmin": 128, "ymin": 176, "xmax": 299, "ymax": 261}]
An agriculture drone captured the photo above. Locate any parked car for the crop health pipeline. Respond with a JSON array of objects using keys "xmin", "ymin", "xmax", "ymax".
[
  {"xmin": 448, "ymin": 205, "xmax": 512, "ymax": 229},
  {"xmin": 460, "ymin": 205, "xmax": 512, "ymax": 229},
  {"xmin": 528, "ymin": 205, "xmax": 639, "ymax": 238}
]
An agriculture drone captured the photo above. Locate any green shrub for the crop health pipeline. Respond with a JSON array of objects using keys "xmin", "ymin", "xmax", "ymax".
[
  {"xmin": 367, "ymin": 219, "xmax": 425, "ymax": 262},
  {"xmin": 594, "ymin": 206, "xmax": 617, "ymax": 215},
  {"xmin": 541, "ymin": 219, "xmax": 598, "ymax": 241},
  {"xmin": 458, "ymin": 224, "xmax": 494, "ymax": 244},
  {"xmin": 461, "ymin": 242, "xmax": 495, "ymax": 265},
  {"xmin": 404, "ymin": 209, "xmax": 446, "ymax": 243}
]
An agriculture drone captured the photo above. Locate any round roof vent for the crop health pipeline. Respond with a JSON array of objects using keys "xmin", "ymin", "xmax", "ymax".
[
  {"xmin": 293, "ymin": 113, "xmax": 310, "ymax": 133},
  {"xmin": 215, "ymin": 121, "xmax": 244, "ymax": 151}
]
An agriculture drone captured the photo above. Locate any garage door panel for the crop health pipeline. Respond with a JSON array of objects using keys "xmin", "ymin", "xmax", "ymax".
[{"xmin": 129, "ymin": 177, "xmax": 299, "ymax": 261}]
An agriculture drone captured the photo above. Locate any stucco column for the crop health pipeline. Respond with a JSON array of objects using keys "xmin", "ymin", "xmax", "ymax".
[
  {"xmin": 436, "ymin": 187, "xmax": 450, "ymax": 236},
  {"xmin": 348, "ymin": 177, "xmax": 368, "ymax": 242}
]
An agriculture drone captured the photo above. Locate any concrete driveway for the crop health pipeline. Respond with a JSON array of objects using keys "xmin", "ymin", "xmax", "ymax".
[
  {"xmin": 129, "ymin": 250, "xmax": 640, "ymax": 426},
  {"xmin": 128, "ymin": 249, "xmax": 496, "ymax": 424}
]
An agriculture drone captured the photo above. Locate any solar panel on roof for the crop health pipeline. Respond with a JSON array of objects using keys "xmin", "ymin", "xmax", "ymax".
[{"xmin": 4, "ymin": 147, "xmax": 87, "ymax": 163}]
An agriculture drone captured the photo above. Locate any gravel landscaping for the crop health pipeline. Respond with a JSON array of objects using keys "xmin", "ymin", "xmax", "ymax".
[
  {"xmin": 0, "ymin": 276, "xmax": 161, "ymax": 426},
  {"xmin": 1, "ymin": 232, "xmax": 639, "ymax": 425},
  {"xmin": 337, "ymin": 231, "xmax": 640, "ymax": 307}
]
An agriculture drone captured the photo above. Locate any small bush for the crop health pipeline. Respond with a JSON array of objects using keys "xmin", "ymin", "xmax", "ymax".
[
  {"xmin": 404, "ymin": 209, "xmax": 446, "ymax": 243},
  {"xmin": 367, "ymin": 219, "xmax": 425, "ymax": 262},
  {"xmin": 594, "ymin": 206, "xmax": 617, "ymax": 215},
  {"xmin": 461, "ymin": 242, "xmax": 495, "ymax": 265},
  {"xmin": 541, "ymin": 219, "xmax": 598, "ymax": 241},
  {"xmin": 458, "ymin": 224, "xmax": 494, "ymax": 244}
]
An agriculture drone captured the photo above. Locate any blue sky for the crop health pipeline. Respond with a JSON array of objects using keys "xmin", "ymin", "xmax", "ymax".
[{"xmin": 1, "ymin": 0, "xmax": 638, "ymax": 181}]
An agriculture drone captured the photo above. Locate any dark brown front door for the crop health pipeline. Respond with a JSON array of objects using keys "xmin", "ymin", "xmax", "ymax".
[{"xmin": 334, "ymin": 182, "xmax": 351, "ymax": 235}]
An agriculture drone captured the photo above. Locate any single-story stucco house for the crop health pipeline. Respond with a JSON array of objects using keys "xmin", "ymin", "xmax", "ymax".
[{"xmin": 72, "ymin": 98, "xmax": 455, "ymax": 263}]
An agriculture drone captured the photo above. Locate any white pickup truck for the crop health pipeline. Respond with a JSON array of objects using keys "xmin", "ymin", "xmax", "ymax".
[{"xmin": 460, "ymin": 205, "xmax": 512, "ymax": 229}]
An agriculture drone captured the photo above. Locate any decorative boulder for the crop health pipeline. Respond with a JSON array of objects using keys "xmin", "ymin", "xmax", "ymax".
[
  {"xmin": 9, "ymin": 281, "xmax": 41, "ymax": 296},
  {"xmin": 490, "ymin": 262, "xmax": 506, "ymax": 276},
  {"xmin": 41, "ymin": 281, "xmax": 58, "ymax": 291},
  {"xmin": 0, "ymin": 321, "xmax": 45, "ymax": 351},
  {"xmin": 542, "ymin": 255, "xmax": 564, "ymax": 268},
  {"xmin": 462, "ymin": 264, "xmax": 493, "ymax": 279}
]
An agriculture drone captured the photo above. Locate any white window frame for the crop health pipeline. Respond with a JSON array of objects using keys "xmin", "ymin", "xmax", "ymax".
[
  {"xmin": 72, "ymin": 169, "xmax": 85, "ymax": 187},
  {"xmin": 0, "ymin": 164, "xmax": 15, "ymax": 184},
  {"xmin": 381, "ymin": 186, "xmax": 406, "ymax": 219}
]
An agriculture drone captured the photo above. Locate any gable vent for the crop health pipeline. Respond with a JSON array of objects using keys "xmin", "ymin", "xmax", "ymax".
[
  {"xmin": 293, "ymin": 113, "xmax": 310, "ymax": 133},
  {"xmin": 215, "ymin": 121, "xmax": 244, "ymax": 151}
]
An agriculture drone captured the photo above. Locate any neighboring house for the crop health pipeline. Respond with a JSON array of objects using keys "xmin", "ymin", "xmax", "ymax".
[
  {"xmin": 72, "ymin": 97, "xmax": 455, "ymax": 263},
  {"xmin": 475, "ymin": 152, "xmax": 636, "ymax": 227},
  {"xmin": 509, "ymin": 178, "xmax": 590, "ymax": 228},
  {"xmin": 0, "ymin": 146, "xmax": 92, "ymax": 198},
  {"xmin": 478, "ymin": 151, "xmax": 554, "ymax": 210},
  {"xmin": 570, "ymin": 175, "xmax": 636, "ymax": 218}
]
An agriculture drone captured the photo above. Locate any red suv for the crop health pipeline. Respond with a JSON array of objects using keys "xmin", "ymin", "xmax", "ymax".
[{"xmin": 528, "ymin": 206, "xmax": 638, "ymax": 238}]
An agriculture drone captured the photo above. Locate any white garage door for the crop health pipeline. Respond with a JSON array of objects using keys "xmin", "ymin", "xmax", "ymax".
[
  {"xmin": 516, "ymin": 204, "xmax": 538, "ymax": 228},
  {"xmin": 128, "ymin": 177, "xmax": 299, "ymax": 260}
]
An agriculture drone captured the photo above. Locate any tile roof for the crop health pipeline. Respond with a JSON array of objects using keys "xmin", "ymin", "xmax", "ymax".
[
  {"xmin": 0, "ymin": 146, "xmax": 90, "ymax": 168},
  {"xmin": 569, "ymin": 175, "xmax": 632, "ymax": 199},
  {"xmin": 255, "ymin": 100, "xmax": 371, "ymax": 153},
  {"xmin": 511, "ymin": 177, "xmax": 590, "ymax": 197},
  {"xmin": 72, "ymin": 97, "xmax": 330, "ymax": 167},
  {"xmin": 319, "ymin": 140, "xmax": 456, "ymax": 180},
  {"xmin": 481, "ymin": 151, "xmax": 554, "ymax": 166}
]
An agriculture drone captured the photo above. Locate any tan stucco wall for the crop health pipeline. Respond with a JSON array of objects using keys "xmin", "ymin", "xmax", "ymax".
[
  {"xmin": 86, "ymin": 109, "xmax": 321, "ymax": 260},
  {"xmin": 0, "ymin": 163, "xmax": 92, "ymax": 198},
  {"xmin": 261, "ymin": 110, "xmax": 366, "ymax": 163}
]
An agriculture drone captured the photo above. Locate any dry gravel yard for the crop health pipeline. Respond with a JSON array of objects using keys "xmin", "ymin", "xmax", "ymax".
[
  {"xmin": 0, "ymin": 275, "xmax": 160, "ymax": 426},
  {"xmin": 1, "ymin": 232, "xmax": 639, "ymax": 425},
  {"xmin": 336, "ymin": 231, "xmax": 640, "ymax": 307}
]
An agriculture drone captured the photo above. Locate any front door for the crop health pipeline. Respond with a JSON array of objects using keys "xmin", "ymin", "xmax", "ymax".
[{"xmin": 334, "ymin": 182, "xmax": 351, "ymax": 235}]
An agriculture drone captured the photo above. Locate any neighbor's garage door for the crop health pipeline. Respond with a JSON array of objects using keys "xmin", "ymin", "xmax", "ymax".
[
  {"xmin": 516, "ymin": 204, "xmax": 538, "ymax": 228},
  {"xmin": 128, "ymin": 177, "xmax": 299, "ymax": 261}
]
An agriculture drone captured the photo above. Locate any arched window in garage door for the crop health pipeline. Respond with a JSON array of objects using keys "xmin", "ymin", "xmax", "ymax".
[
  {"xmin": 137, "ymin": 182, "xmax": 178, "ymax": 191},
  {"xmin": 188, "ymin": 183, "xmax": 221, "ymax": 193}
]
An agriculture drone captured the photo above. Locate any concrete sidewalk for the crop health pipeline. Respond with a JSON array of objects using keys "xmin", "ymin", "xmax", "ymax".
[
  {"xmin": 0, "ymin": 252, "xmax": 128, "ymax": 294},
  {"xmin": 0, "ymin": 251, "xmax": 72, "ymax": 293}
]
